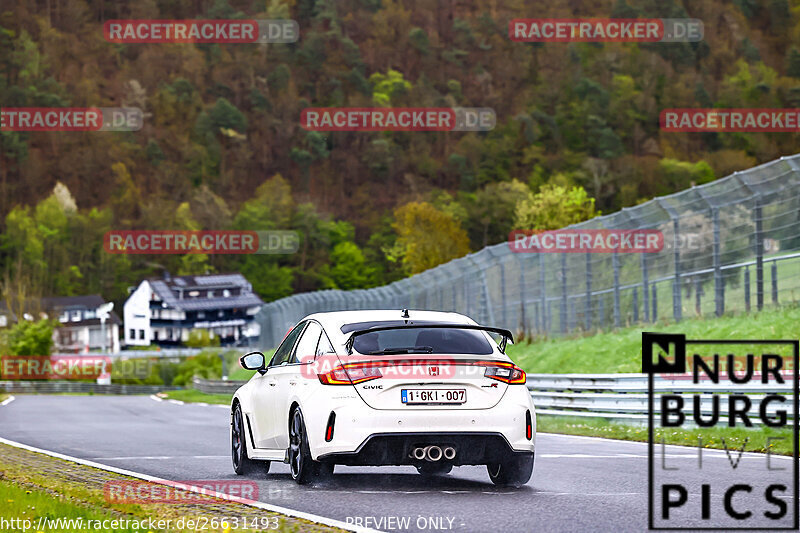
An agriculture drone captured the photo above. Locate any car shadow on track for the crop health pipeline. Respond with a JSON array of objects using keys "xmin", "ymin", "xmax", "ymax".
[{"xmin": 262, "ymin": 471, "xmax": 533, "ymax": 493}]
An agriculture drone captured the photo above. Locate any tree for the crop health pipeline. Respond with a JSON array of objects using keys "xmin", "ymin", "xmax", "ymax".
[
  {"xmin": 387, "ymin": 202, "xmax": 471, "ymax": 275},
  {"xmin": 5, "ymin": 319, "xmax": 55, "ymax": 356},
  {"xmin": 514, "ymin": 185, "xmax": 598, "ymax": 230},
  {"xmin": 329, "ymin": 242, "xmax": 376, "ymax": 290}
]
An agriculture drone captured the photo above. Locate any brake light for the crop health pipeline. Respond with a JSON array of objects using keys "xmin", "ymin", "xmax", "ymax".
[
  {"xmin": 482, "ymin": 362, "xmax": 526, "ymax": 384},
  {"xmin": 318, "ymin": 363, "xmax": 382, "ymax": 385}
]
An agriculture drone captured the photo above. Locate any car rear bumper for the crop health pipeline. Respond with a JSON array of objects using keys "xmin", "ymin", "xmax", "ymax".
[
  {"xmin": 306, "ymin": 386, "xmax": 536, "ymax": 461},
  {"xmin": 318, "ymin": 431, "xmax": 532, "ymax": 466}
]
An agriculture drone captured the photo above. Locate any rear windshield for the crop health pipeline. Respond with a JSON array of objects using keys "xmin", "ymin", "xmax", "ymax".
[{"xmin": 349, "ymin": 326, "xmax": 494, "ymax": 355}]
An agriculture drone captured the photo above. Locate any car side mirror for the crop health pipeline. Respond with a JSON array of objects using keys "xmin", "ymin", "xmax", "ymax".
[{"xmin": 241, "ymin": 351, "xmax": 267, "ymax": 375}]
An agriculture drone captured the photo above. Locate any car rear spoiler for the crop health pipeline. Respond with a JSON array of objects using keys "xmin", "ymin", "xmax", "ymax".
[{"xmin": 344, "ymin": 324, "xmax": 514, "ymax": 355}]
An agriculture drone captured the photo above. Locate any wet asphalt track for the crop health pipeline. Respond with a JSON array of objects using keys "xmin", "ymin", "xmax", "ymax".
[{"xmin": 0, "ymin": 395, "xmax": 795, "ymax": 532}]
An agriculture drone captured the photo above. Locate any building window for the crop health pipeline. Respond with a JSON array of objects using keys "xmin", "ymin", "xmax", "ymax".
[
  {"xmin": 84, "ymin": 310, "xmax": 96, "ymax": 319},
  {"xmin": 223, "ymin": 289, "xmax": 231, "ymax": 297},
  {"xmin": 129, "ymin": 329, "xmax": 135, "ymax": 339},
  {"xmin": 139, "ymin": 329, "xmax": 145, "ymax": 340},
  {"xmin": 207, "ymin": 291, "xmax": 214, "ymax": 298},
  {"xmin": 59, "ymin": 312, "xmax": 69, "ymax": 323},
  {"xmin": 198, "ymin": 311, "xmax": 205, "ymax": 319},
  {"xmin": 71, "ymin": 311, "xmax": 81, "ymax": 322},
  {"xmin": 152, "ymin": 309, "xmax": 159, "ymax": 319}
]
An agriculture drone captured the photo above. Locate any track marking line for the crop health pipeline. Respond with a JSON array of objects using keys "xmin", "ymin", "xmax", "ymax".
[
  {"xmin": 149, "ymin": 394, "xmax": 230, "ymax": 409},
  {"xmin": 0, "ymin": 436, "xmax": 379, "ymax": 533},
  {"xmin": 0, "ymin": 396, "xmax": 15, "ymax": 406},
  {"xmin": 90, "ymin": 455, "xmax": 229, "ymax": 460}
]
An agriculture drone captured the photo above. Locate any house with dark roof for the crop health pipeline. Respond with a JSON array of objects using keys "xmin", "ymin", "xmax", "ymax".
[
  {"xmin": 0, "ymin": 295, "xmax": 121, "ymax": 353},
  {"xmin": 123, "ymin": 273, "xmax": 264, "ymax": 347}
]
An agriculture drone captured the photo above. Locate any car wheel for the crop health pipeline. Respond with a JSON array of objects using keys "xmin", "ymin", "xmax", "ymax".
[
  {"xmin": 416, "ymin": 463, "xmax": 453, "ymax": 476},
  {"xmin": 487, "ymin": 453, "xmax": 534, "ymax": 487},
  {"xmin": 232, "ymin": 404, "xmax": 265, "ymax": 475},
  {"xmin": 289, "ymin": 408, "xmax": 331, "ymax": 484}
]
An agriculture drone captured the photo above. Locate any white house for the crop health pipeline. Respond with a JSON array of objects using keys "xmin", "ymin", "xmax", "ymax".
[{"xmin": 123, "ymin": 273, "xmax": 264, "ymax": 347}]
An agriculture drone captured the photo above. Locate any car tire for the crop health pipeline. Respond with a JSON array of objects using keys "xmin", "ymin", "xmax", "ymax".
[
  {"xmin": 416, "ymin": 463, "xmax": 453, "ymax": 476},
  {"xmin": 232, "ymin": 404, "xmax": 263, "ymax": 475},
  {"xmin": 289, "ymin": 408, "xmax": 331, "ymax": 484},
  {"xmin": 487, "ymin": 453, "xmax": 534, "ymax": 487}
]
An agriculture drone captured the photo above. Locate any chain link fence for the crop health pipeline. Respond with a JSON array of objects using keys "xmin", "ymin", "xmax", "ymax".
[{"xmin": 256, "ymin": 154, "xmax": 800, "ymax": 349}]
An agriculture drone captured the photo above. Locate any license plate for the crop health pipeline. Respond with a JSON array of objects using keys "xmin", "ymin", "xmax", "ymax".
[{"xmin": 401, "ymin": 388, "xmax": 466, "ymax": 404}]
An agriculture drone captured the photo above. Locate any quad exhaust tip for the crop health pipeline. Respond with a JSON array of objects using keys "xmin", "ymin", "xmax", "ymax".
[{"xmin": 411, "ymin": 445, "xmax": 457, "ymax": 462}]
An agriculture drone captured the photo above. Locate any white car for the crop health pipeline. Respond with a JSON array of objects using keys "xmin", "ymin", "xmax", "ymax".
[{"xmin": 230, "ymin": 309, "xmax": 535, "ymax": 486}]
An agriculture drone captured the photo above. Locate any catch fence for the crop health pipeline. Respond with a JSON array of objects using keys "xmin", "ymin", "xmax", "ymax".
[{"xmin": 256, "ymin": 154, "xmax": 800, "ymax": 348}]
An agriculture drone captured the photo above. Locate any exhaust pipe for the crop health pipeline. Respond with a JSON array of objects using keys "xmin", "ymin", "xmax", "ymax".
[
  {"xmin": 426, "ymin": 445, "xmax": 443, "ymax": 462},
  {"xmin": 412, "ymin": 447, "xmax": 427, "ymax": 460},
  {"xmin": 443, "ymin": 446, "xmax": 456, "ymax": 460}
]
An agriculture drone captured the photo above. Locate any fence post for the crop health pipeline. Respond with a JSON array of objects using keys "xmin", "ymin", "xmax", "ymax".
[
  {"xmin": 744, "ymin": 265, "xmax": 751, "ymax": 312},
  {"xmin": 569, "ymin": 298, "xmax": 575, "ymax": 332},
  {"xmin": 613, "ymin": 251, "xmax": 621, "ymax": 328},
  {"xmin": 585, "ymin": 253, "xmax": 592, "ymax": 331},
  {"xmin": 499, "ymin": 259, "xmax": 508, "ymax": 327},
  {"xmin": 694, "ymin": 277, "xmax": 701, "ymax": 316},
  {"xmin": 540, "ymin": 254, "xmax": 547, "ymax": 333},
  {"xmin": 517, "ymin": 255, "xmax": 528, "ymax": 335},
  {"xmin": 633, "ymin": 287, "xmax": 639, "ymax": 323},
  {"xmin": 652, "ymin": 283, "xmax": 658, "ymax": 322},
  {"xmin": 755, "ymin": 199, "xmax": 764, "ymax": 310},
  {"xmin": 598, "ymin": 297, "xmax": 605, "ymax": 329},
  {"xmin": 642, "ymin": 253, "xmax": 650, "ymax": 322},
  {"xmin": 772, "ymin": 260, "xmax": 779, "ymax": 305},
  {"xmin": 713, "ymin": 207, "xmax": 724, "ymax": 317},
  {"xmin": 672, "ymin": 217, "xmax": 682, "ymax": 322},
  {"xmin": 560, "ymin": 253, "xmax": 567, "ymax": 334}
]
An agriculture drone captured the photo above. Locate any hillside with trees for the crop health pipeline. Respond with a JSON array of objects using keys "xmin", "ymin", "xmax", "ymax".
[{"xmin": 2, "ymin": 0, "xmax": 800, "ymax": 310}]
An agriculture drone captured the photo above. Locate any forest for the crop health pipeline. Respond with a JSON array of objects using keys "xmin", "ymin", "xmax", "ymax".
[{"xmin": 2, "ymin": 0, "xmax": 800, "ymax": 312}]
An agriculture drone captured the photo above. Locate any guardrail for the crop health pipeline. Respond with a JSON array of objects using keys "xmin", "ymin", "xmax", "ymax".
[
  {"xmin": 528, "ymin": 373, "xmax": 794, "ymax": 424},
  {"xmin": 193, "ymin": 376, "xmax": 244, "ymax": 395},
  {"xmin": 0, "ymin": 381, "xmax": 183, "ymax": 394},
  {"xmin": 191, "ymin": 374, "xmax": 794, "ymax": 425}
]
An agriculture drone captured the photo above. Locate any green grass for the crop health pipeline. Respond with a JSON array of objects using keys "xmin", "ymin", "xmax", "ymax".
[
  {"xmin": 159, "ymin": 389, "xmax": 232, "ymax": 405},
  {"xmin": 508, "ymin": 304, "xmax": 800, "ymax": 374},
  {"xmin": 0, "ymin": 393, "xmax": 8, "ymax": 403},
  {"xmin": 0, "ymin": 479, "xmax": 140, "ymax": 532},
  {"xmin": 538, "ymin": 415, "xmax": 795, "ymax": 455}
]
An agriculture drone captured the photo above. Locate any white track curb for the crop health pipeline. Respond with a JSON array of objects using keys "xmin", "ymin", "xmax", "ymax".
[{"xmin": 0, "ymin": 436, "xmax": 381, "ymax": 533}]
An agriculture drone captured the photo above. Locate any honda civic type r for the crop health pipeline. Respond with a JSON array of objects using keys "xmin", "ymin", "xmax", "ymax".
[{"xmin": 230, "ymin": 310, "xmax": 536, "ymax": 486}]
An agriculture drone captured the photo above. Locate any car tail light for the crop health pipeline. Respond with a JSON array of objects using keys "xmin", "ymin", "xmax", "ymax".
[
  {"xmin": 325, "ymin": 411, "xmax": 336, "ymax": 442},
  {"xmin": 525, "ymin": 409, "xmax": 533, "ymax": 440},
  {"xmin": 481, "ymin": 362, "xmax": 526, "ymax": 384},
  {"xmin": 318, "ymin": 363, "xmax": 382, "ymax": 385}
]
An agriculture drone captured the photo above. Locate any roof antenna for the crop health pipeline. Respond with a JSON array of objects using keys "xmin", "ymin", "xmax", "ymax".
[{"xmin": 401, "ymin": 309, "xmax": 410, "ymax": 319}]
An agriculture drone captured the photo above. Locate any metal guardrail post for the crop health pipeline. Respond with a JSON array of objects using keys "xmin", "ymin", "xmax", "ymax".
[
  {"xmin": 633, "ymin": 287, "xmax": 639, "ymax": 323},
  {"xmin": 516, "ymin": 254, "xmax": 528, "ymax": 335}
]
